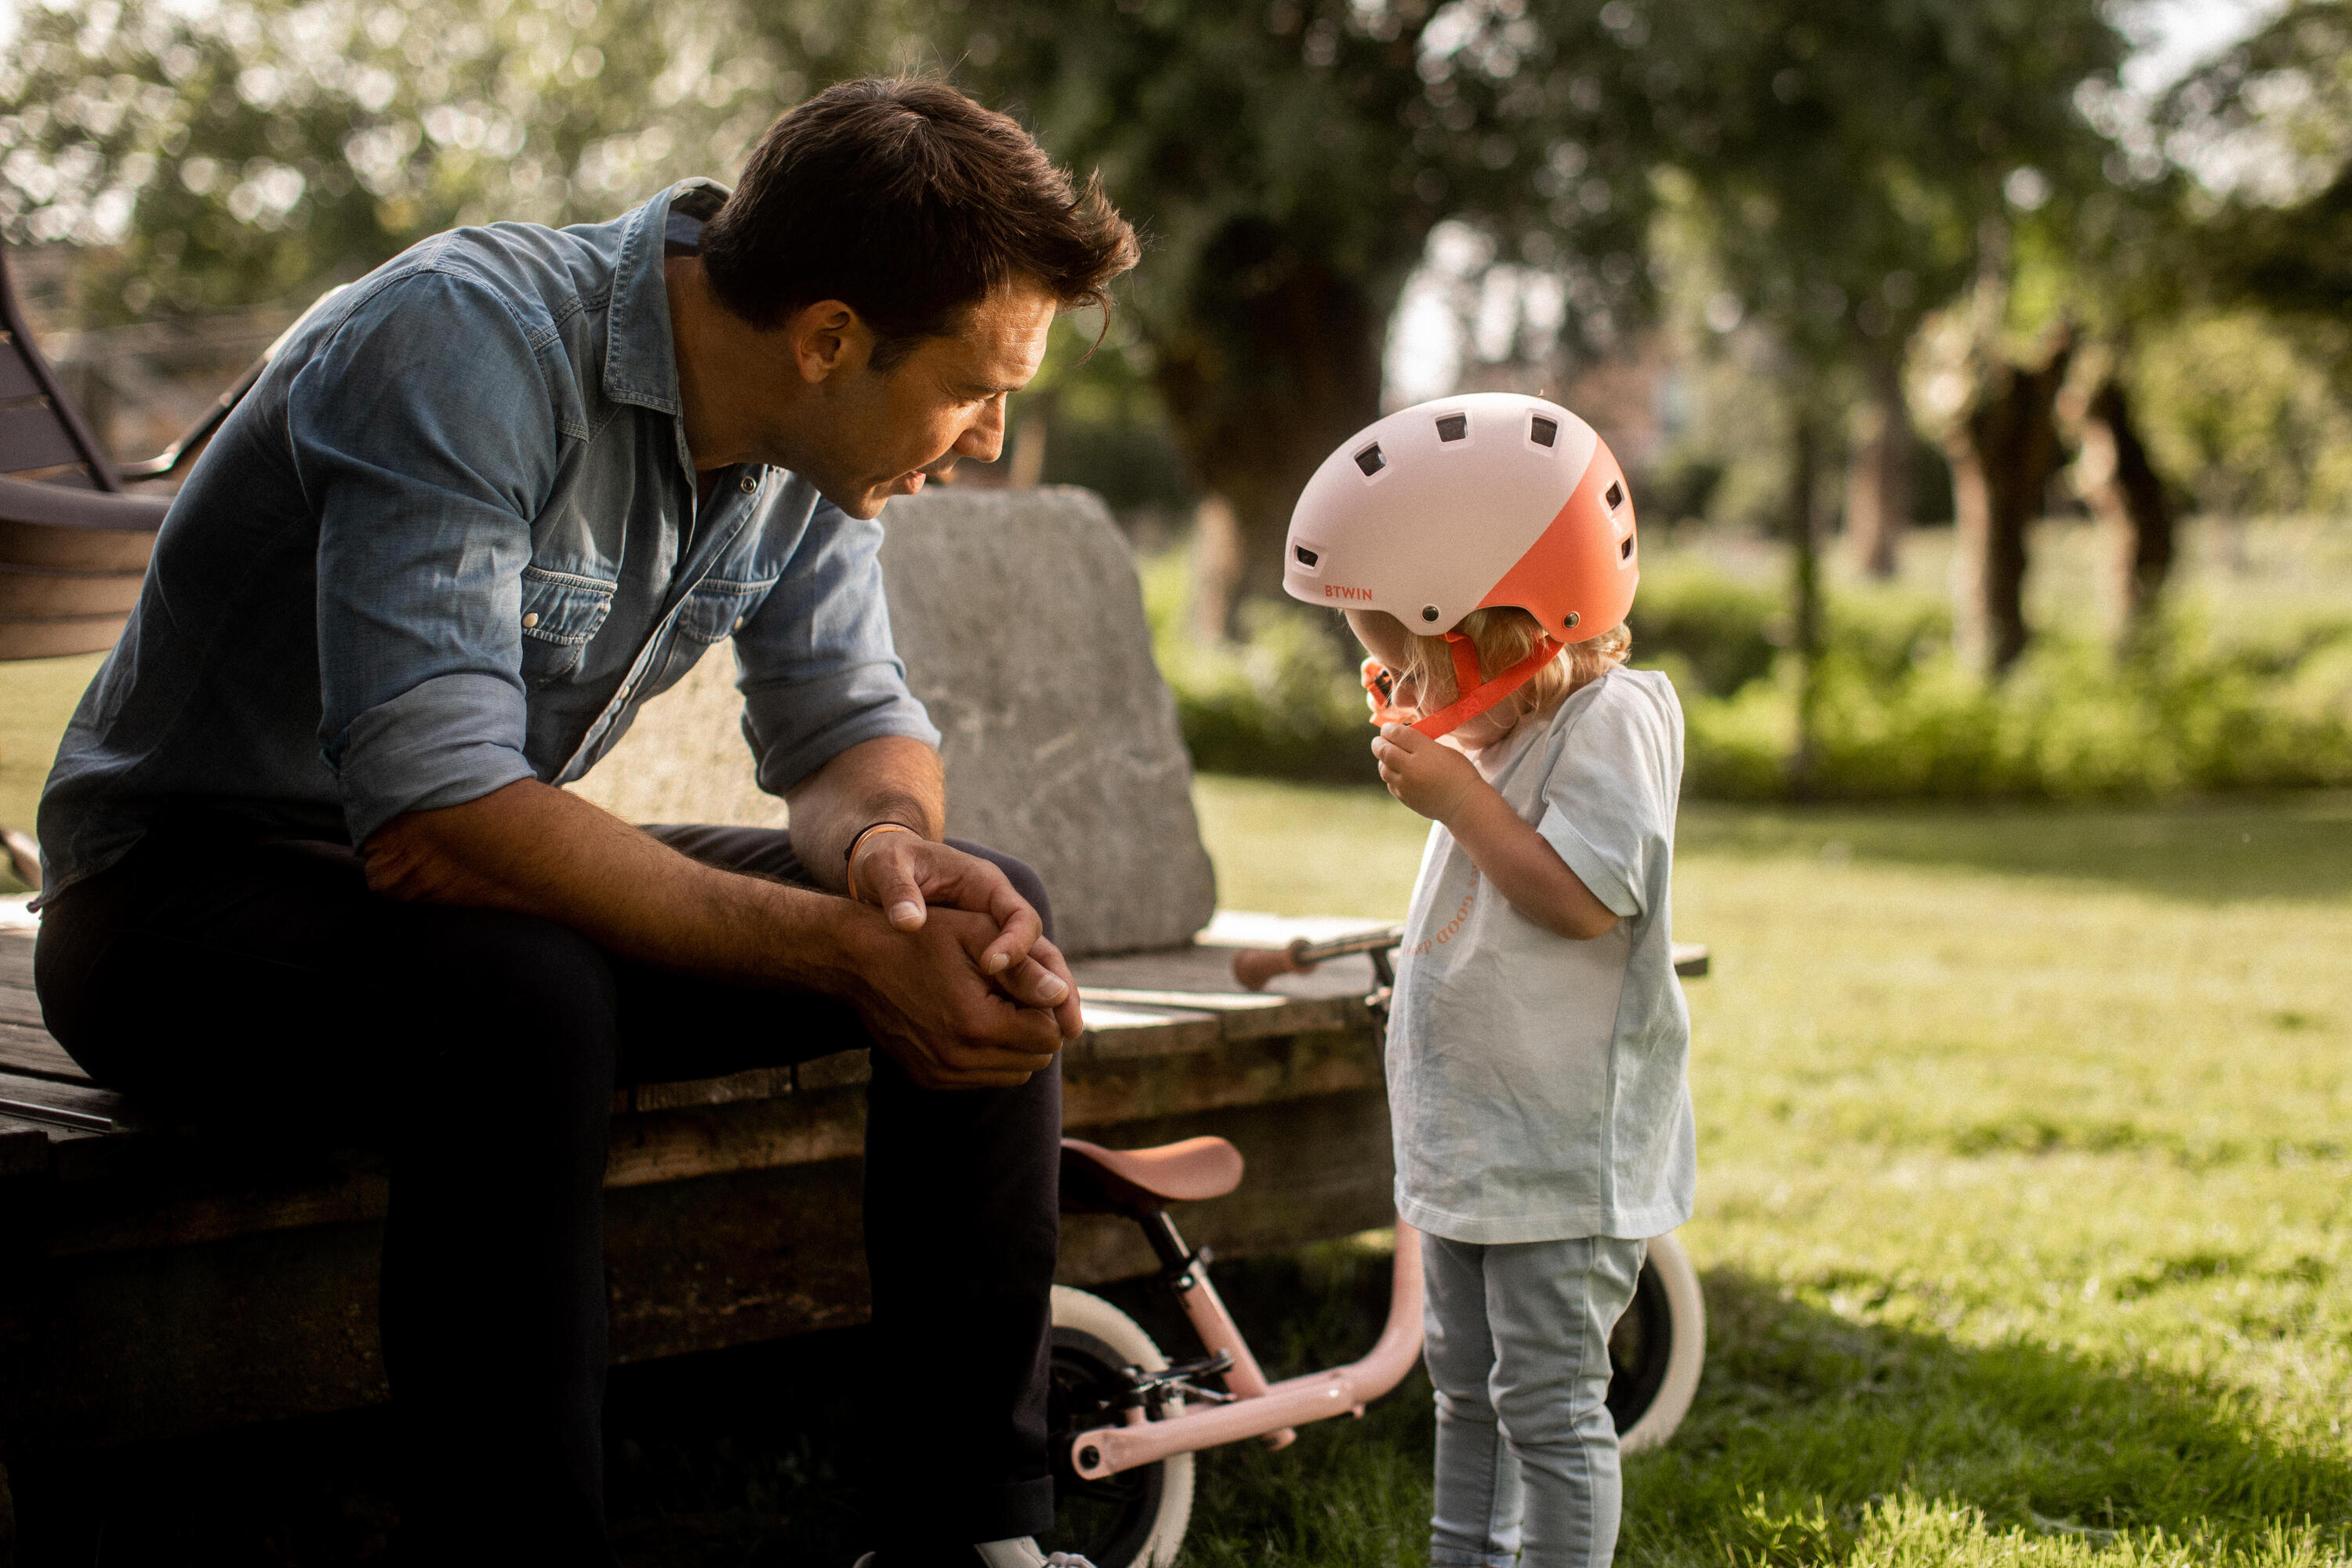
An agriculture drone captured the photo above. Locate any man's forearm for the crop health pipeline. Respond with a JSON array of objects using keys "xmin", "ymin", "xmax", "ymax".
[
  {"xmin": 362, "ymin": 778, "xmax": 878, "ymax": 993},
  {"xmin": 783, "ymin": 735, "xmax": 945, "ymax": 892}
]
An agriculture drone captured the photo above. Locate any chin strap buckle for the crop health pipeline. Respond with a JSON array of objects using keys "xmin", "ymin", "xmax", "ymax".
[{"xmin": 1407, "ymin": 632, "xmax": 1563, "ymax": 739}]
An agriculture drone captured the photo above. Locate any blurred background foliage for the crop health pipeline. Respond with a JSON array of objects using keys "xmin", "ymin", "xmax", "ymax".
[{"xmin": 6, "ymin": 0, "xmax": 2352, "ymax": 800}]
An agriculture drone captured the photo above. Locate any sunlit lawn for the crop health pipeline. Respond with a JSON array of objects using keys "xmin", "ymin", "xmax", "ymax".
[
  {"xmin": 1178, "ymin": 775, "xmax": 2352, "ymax": 1566},
  {"xmin": 0, "ymin": 652, "xmax": 100, "ymax": 891}
]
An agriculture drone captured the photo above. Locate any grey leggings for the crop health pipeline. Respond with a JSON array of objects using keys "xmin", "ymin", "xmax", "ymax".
[{"xmin": 1421, "ymin": 1232, "xmax": 1648, "ymax": 1568}]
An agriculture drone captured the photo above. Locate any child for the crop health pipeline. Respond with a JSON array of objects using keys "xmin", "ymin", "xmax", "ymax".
[{"xmin": 1283, "ymin": 394, "xmax": 1695, "ymax": 1568}]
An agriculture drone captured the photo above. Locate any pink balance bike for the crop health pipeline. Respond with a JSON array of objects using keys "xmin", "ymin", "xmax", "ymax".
[{"xmin": 1040, "ymin": 925, "xmax": 1708, "ymax": 1566}]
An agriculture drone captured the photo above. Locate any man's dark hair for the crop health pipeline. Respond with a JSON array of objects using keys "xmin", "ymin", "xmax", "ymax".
[{"xmin": 699, "ymin": 78, "xmax": 1140, "ymax": 367}]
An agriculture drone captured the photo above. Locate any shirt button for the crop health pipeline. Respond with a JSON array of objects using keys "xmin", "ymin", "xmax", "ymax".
[
  {"xmin": 521, "ymin": 612, "xmax": 539, "ymax": 629},
  {"xmin": 738, "ymin": 473, "xmax": 758, "ymax": 494}
]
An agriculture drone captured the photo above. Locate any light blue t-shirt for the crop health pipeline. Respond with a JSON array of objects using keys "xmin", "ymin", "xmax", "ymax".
[{"xmin": 1386, "ymin": 666, "xmax": 1696, "ymax": 1244}]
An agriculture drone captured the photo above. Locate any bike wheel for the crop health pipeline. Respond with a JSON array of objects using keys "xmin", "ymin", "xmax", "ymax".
[
  {"xmin": 1606, "ymin": 1231, "xmax": 1707, "ymax": 1454},
  {"xmin": 1040, "ymin": 1287, "xmax": 1194, "ymax": 1568}
]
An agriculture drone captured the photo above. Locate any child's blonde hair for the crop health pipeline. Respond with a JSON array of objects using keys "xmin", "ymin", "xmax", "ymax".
[{"xmin": 1402, "ymin": 608, "xmax": 1631, "ymax": 726}]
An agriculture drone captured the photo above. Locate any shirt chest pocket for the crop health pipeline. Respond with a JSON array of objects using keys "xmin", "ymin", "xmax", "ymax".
[
  {"xmin": 518, "ymin": 566, "xmax": 618, "ymax": 688},
  {"xmin": 674, "ymin": 575, "xmax": 777, "ymax": 644}
]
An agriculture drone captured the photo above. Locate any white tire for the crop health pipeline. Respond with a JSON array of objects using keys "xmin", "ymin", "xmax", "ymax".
[
  {"xmin": 1611, "ymin": 1231, "xmax": 1707, "ymax": 1455},
  {"xmin": 1045, "ymin": 1286, "xmax": 1194, "ymax": 1568}
]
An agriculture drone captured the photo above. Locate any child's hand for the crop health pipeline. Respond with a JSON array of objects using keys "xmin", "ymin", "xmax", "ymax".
[{"xmin": 1372, "ymin": 723, "xmax": 1486, "ymax": 822}]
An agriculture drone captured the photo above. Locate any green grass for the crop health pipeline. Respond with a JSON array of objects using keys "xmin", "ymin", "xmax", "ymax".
[
  {"xmin": 0, "ymin": 652, "xmax": 100, "ymax": 890},
  {"xmin": 1178, "ymin": 775, "xmax": 2352, "ymax": 1567}
]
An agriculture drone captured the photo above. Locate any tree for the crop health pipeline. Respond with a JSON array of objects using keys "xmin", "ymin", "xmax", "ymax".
[
  {"xmin": 1944, "ymin": 316, "xmax": 2074, "ymax": 675},
  {"xmin": 780, "ymin": 0, "xmax": 1671, "ymax": 634},
  {"xmin": 1645, "ymin": 0, "xmax": 2124, "ymax": 732},
  {"xmin": 2065, "ymin": 369, "xmax": 2175, "ymax": 637}
]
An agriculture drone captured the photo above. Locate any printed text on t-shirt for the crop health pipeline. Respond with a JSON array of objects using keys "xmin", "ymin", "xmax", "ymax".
[{"xmin": 1409, "ymin": 864, "xmax": 1481, "ymax": 956}]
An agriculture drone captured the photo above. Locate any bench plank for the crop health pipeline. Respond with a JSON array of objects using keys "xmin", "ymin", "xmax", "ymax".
[
  {"xmin": 628, "ymin": 1065, "xmax": 796, "ymax": 1113},
  {"xmin": 0, "ymin": 1070, "xmax": 125, "ymax": 1127},
  {"xmin": 1077, "ymin": 987, "xmax": 1288, "ymax": 1012},
  {"xmin": 43, "ymin": 1154, "xmax": 390, "ymax": 1258},
  {"xmin": 0, "ymin": 978, "xmax": 45, "ymax": 1025},
  {"xmin": 1077, "ymin": 943, "xmax": 1377, "ymax": 1000},
  {"xmin": 2, "ymin": 1115, "xmax": 64, "ymax": 1177},
  {"xmin": 0, "ymin": 928, "xmax": 1389, "ymax": 1313},
  {"xmin": 1, "ymin": 1020, "xmax": 93, "ymax": 1083}
]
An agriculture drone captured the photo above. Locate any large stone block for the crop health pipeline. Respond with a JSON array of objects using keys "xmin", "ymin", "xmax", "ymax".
[{"xmin": 568, "ymin": 485, "xmax": 1218, "ymax": 956}]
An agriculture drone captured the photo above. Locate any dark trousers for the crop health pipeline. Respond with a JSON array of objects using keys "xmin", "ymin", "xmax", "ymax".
[{"xmin": 34, "ymin": 815, "xmax": 1062, "ymax": 1564}]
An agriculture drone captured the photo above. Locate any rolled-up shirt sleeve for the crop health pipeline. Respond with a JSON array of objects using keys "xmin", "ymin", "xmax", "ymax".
[
  {"xmin": 733, "ymin": 498, "xmax": 941, "ymax": 795},
  {"xmin": 289, "ymin": 270, "xmax": 556, "ymax": 846},
  {"xmin": 1534, "ymin": 677, "xmax": 1682, "ymax": 921}
]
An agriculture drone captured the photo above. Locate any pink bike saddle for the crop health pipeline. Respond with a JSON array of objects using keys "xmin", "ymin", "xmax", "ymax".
[{"xmin": 1060, "ymin": 1136, "xmax": 1245, "ymax": 1210}]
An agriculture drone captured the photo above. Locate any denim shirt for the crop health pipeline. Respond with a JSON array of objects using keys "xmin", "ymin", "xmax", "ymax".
[{"xmin": 37, "ymin": 180, "xmax": 939, "ymax": 899}]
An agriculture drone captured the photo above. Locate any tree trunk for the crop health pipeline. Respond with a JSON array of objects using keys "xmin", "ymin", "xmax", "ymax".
[
  {"xmin": 1190, "ymin": 493, "xmax": 1244, "ymax": 644},
  {"xmin": 1843, "ymin": 354, "xmax": 1911, "ymax": 580},
  {"xmin": 1944, "ymin": 331, "xmax": 2074, "ymax": 679},
  {"xmin": 1007, "ymin": 397, "xmax": 1051, "ymax": 489},
  {"xmin": 2071, "ymin": 376, "xmax": 2174, "ymax": 644},
  {"xmin": 1152, "ymin": 217, "xmax": 1392, "ymax": 640},
  {"xmin": 1788, "ymin": 405, "xmax": 1826, "ymax": 795}
]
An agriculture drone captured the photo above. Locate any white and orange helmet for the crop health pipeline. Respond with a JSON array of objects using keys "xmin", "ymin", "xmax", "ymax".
[{"xmin": 1284, "ymin": 393, "xmax": 1639, "ymax": 737}]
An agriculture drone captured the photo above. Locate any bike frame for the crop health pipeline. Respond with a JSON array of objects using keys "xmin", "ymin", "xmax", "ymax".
[
  {"xmin": 1066, "ymin": 1217, "xmax": 1425, "ymax": 1483},
  {"xmin": 1068, "ymin": 922, "xmax": 1431, "ymax": 1482}
]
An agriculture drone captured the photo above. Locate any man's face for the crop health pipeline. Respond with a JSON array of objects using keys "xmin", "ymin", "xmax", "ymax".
[{"xmin": 789, "ymin": 276, "xmax": 1059, "ymax": 520}]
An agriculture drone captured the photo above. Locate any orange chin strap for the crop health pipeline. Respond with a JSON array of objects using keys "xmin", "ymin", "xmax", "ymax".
[{"xmin": 1363, "ymin": 633, "xmax": 1565, "ymax": 740}]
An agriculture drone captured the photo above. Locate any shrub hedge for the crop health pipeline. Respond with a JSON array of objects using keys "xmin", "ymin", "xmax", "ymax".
[{"xmin": 1148, "ymin": 543, "xmax": 2352, "ymax": 799}]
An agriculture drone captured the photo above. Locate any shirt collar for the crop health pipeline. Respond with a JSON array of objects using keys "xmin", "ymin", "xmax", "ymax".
[{"xmin": 601, "ymin": 177, "xmax": 731, "ymax": 416}]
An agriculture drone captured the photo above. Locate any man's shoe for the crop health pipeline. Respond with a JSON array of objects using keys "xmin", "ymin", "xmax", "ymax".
[
  {"xmin": 851, "ymin": 1542, "xmax": 1095, "ymax": 1568},
  {"xmin": 975, "ymin": 1541, "xmax": 1093, "ymax": 1568}
]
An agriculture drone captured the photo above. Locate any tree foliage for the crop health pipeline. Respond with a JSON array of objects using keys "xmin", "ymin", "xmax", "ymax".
[
  {"xmin": 0, "ymin": 0, "xmax": 802, "ymax": 319},
  {"xmin": 2161, "ymin": 2, "xmax": 2352, "ymax": 327},
  {"xmin": 809, "ymin": 0, "xmax": 1673, "ymax": 619},
  {"xmin": 1653, "ymin": 0, "xmax": 2122, "ymax": 377},
  {"xmin": 13, "ymin": 0, "xmax": 2303, "ymax": 653}
]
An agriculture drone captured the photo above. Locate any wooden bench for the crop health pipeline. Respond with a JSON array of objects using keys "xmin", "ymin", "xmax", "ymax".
[{"xmin": 0, "ymin": 923, "xmax": 1395, "ymax": 1450}]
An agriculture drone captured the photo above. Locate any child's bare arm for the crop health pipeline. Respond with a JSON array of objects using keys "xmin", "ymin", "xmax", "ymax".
[{"xmin": 1372, "ymin": 724, "xmax": 1620, "ymax": 940}]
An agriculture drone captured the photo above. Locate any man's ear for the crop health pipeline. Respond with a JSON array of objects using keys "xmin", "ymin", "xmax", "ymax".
[{"xmin": 786, "ymin": 299, "xmax": 873, "ymax": 386}]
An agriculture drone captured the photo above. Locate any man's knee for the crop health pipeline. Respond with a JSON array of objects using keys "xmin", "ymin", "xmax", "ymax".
[
  {"xmin": 946, "ymin": 839, "xmax": 1054, "ymax": 945},
  {"xmin": 405, "ymin": 907, "xmax": 621, "ymax": 1085}
]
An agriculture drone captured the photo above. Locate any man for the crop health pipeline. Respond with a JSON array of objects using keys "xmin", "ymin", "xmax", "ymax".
[{"xmin": 34, "ymin": 78, "xmax": 1138, "ymax": 1565}]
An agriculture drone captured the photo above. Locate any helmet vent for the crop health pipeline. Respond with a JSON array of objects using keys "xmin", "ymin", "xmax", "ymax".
[
  {"xmin": 1435, "ymin": 413, "xmax": 1469, "ymax": 443},
  {"xmin": 1529, "ymin": 416, "xmax": 1559, "ymax": 448},
  {"xmin": 1355, "ymin": 443, "xmax": 1386, "ymax": 477},
  {"xmin": 1621, "ymin": 535, "xmax": 1635, "ymax": 561},
  {"xmin": 1605, "ymin": 480, "xmax": 1625, "ymax": 511},
  {"xmin": 1421, "ymin": 604, "xmax": 1441, "ymax": 622},
  {"xmin": 1294, "ymin": 545, "xmax": 1320, "ymax": 568}
]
